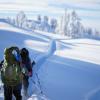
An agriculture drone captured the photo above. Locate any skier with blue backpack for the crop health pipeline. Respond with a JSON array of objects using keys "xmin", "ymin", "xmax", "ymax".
[{"xmin": 0, "ymin": 46, "xmax": 35, "ymax": 99}]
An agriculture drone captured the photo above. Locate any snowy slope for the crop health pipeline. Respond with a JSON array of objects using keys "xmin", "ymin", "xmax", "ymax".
[
  {"xmin": 0, "ymin": 22, "xmax": 100, "ymax": 100},
  {"xmin": 38, "ymin": 39, "xmax": 100, "ymax": 100}
]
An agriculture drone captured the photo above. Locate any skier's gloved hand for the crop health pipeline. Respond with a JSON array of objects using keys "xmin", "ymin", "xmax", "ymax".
[
  {"xmin": 22, "ymin": 67, "xmax": 26, "ymax": 74},
  {"xmin": 28, "ymin": 71, "xmax": 32, "ymax": 77},
  {"xmin": 22, "ymin": 66, "xmax": 29, "ymax": 76}
]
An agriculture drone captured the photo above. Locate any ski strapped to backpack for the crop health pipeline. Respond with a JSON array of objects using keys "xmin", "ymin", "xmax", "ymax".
[{"xmin": 1, "ymin": 46, "xmax": 22, "ymax": 86}]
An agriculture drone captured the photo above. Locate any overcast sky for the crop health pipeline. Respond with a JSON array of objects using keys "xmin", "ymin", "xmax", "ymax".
[{"xmin": 0, "ymin": 0, "xmax": 100, "ymax": 31}]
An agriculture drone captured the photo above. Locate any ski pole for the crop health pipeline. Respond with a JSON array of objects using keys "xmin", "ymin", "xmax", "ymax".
[{"xmin": 35, "ymin": 73, "xmax": 43, "ymax": 94}]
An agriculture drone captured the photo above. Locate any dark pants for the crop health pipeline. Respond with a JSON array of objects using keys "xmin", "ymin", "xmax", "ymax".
[
  {"xmin": 4, "ymin": 84, "xmax": 22, "ymax": 100},
  {"xmin": 23, "ymin": 75, "xmax": 29, "ymax": 95}
]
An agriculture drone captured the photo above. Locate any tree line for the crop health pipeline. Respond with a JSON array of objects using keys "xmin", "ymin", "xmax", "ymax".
[{"xmin": 6, "ymin": 10, "xmax": 100, "ymax": 39}]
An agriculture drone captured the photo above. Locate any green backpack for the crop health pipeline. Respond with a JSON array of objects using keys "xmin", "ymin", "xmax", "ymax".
[{"xmin": 1, "ymin": 47, "xmax": 22, "ymax": 86}]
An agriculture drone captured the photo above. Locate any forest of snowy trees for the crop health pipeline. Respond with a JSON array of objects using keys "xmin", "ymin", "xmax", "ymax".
[{"xmin": 5, "ymin": 10, "xmax": 100, "ymax": 39}]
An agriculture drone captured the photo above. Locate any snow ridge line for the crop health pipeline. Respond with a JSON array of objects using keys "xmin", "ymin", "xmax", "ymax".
[{"xmin": 33, "ymin": 39, "xmax": 56, "ymax": 73}]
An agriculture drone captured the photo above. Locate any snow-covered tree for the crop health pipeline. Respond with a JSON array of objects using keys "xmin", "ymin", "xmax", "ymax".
[
  {"xmin": 70, "ymin": 11, "xmax": 80, "ymax": 38},
  {"xmin": 87, "ymin": 28, "xmax": 92, "ymax": 36},
  {"xmin": 41, "ymin": 16, "xmax": 50, "ymax": 31},
  {"xmin": 63, "ymin": 9, "xmax": 70, "ymax": 36},
  {"xmin": 59, "ymin": 9, "xmax": 70, "ymax": 35},
  {"xmin": 11, "ymin": 18, "xmax": 16, "ymax": 25},
  {"xmin": 84, "ymin": 27, "xmax": 93, "ymax": 38},
  {"xmin": 6, "ymin": 17, "xmax": 11, "ymax": 24},
  {"xmin": 16, "ymin": 11, "xmax": 27, "ymax": 28},
  {"xmin": 50, "ymin": 18, "xmax": 57, "ymax": 33},
  {"xmin": 94, "ymin": 29, "xmax": 100, "ymax": 37},
  {"xmin": 36, "ymin": 15, "xmax": 42, "ymax": 30},
  {"xmin": 37, "ymin": 15, "xmax": 41, "ymax": 24},
  {"xmin": 84, "ymin": 28, "xmax": 100, "ymax": 39}
]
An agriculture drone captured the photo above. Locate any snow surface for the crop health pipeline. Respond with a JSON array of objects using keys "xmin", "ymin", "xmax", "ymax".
[{"xmin": 0, "ymin": 22, "xmax": 100, "ymax": 100}]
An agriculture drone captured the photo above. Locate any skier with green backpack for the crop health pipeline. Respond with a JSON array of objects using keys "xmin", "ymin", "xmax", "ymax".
[{"xmin": 0, "ymin": 46, "xmax": 22, "ymax": 100}]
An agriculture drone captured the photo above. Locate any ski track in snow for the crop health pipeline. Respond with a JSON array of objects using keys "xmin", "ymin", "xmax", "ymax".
[
  {"xmin": 85, "ymin": 86, "xmax": 100, "ymax": 100},
  {"xmin": 28, "ymin": 39, "xmax": 56, "ymax": 100}
]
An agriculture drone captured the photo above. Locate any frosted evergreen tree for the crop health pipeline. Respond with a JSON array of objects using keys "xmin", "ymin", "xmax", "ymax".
[
  {"xmin": 94, "ymin": 29, "xmax": 100, "ymax": 38},
  {"xmin": 41, "ymin": 16, "xmax": 49, "ymax": 31},
  {"xmin": 87, "ymin": 28, "xmax": 93, "ymax": 37},
  {"xmin": 63, "ymin": 9, "xmax": 70, "ymax": 36},
  {"xmin": 59, "ymin": 9, "xmax": 70, "ymax": 36},
  {"xmin": 37, "ymin": 15, "xmax": 41, "ymax": 24},
  {"xmin": 70, "ymin": 10, "xmax": 82, "ymax": 38},
  {"xmin": 50, "ymin": 18, "xmax": 57, "ymax": 33},
  {"xmin": 16, "ymin": 11, "xmax": 27, "ymax": 28},
  {"xmin": 37, "ymin": 15, "xmax": 42, "ymax": 30}
]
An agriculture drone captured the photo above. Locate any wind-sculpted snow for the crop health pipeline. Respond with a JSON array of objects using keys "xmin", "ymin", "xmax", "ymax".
[{"xmin": 35, "ymin": 39, "xmax": 56, "ymax": 72}]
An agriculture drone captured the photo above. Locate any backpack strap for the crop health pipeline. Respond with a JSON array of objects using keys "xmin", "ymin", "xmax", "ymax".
[{"xmin": 0, "ymin": 60, "xmax": 4, "ymax": 70}]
